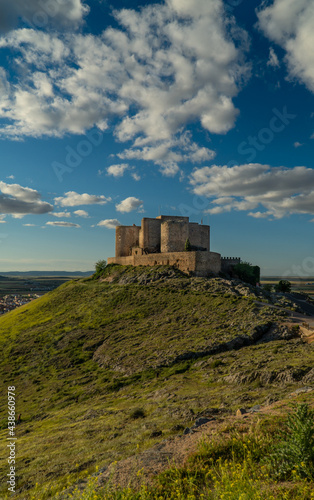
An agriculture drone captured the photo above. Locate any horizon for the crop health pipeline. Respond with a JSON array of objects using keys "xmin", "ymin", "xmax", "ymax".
[{"xmin": 0, "ymin": 1, "xmax": 313, "ymax": 276}]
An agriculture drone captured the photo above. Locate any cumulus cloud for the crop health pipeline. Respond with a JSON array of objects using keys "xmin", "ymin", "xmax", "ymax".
[
  {"xmin": 55, "ymin": 191, "xmax": 111, "ymax": 207},
  {"xmin": 52, "ymin": 211, "xmax": 71, "ymax": 218},
  {"xmin": 97, "ymin": 219, "xmax": 121, "ymax": 229},
  {"xmin": 294, "ymin": 141, "xmax": 303, "ymax": 148},
  {"xmin": 0, "ymin": 0, "xmax": 89, "ymax": 32},
  {"xmin": 46, "ymin": 221, "xmax": 80, "ymax": 227},
  {"xmin": 106, "ymin": 164, "xmax": 129, "ymax": 177},
  {"xmin": 0, "ymin": 0, "xmax": 249, "ymax": 173},
  {"xmin": 258, "ymin": 0, "xmax": 314, "ymax": 92},
  {"xmin": 74, "ymin": 209, "xmax": 89, "ymax": 217},
  {"xmin": 23, "ymin": 223, "xmax": 36, "ymax": 226},
  {"xmin": 0, "ymin": 180, "xmax": 53, "ymax": 215},
  {"xmin": 190, "ymin": 163, "xmax": 314, "ymax": 219},
  {"xmin": 116, "ymin": 197, "xmax": 143, "ymax": 213}
]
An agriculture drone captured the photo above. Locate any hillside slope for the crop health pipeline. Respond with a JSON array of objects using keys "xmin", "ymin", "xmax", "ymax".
[{"xmin": 0, "ymin": 265, "xmax": 313, "ymax": 499}]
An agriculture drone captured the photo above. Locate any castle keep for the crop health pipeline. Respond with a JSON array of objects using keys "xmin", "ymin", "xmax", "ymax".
[{"xmin": 108, "ymin": 215, "xmax": 241, "ymax": 277}]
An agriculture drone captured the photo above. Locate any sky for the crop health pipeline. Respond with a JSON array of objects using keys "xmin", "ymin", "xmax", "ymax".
[{"xmin": 0, "ymin": 0, "xmax": 313, "ymax": 275}]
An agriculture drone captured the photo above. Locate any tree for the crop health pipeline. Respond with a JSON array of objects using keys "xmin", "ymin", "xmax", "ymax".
[
  {"xmin": 94, "ymin": 259, "xmax": 107, "ymax": 275},
  {"xmin": 233, "ymin": 262, "xmax": 260, "ymax": 286},
  {"xmin": 263, "ymin": 284, "xmax": 273, "ymax": 293},
  {"xmin": 274, "ymin": 280, "xmax": 291, "ymax": 293},
  {"xmin": 184, "ymin": 238, "xmax": 191, "ymax": 251}
]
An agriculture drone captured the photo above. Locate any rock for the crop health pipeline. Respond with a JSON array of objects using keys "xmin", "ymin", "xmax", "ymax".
[
  {"xmin": 149, "ymin": 430, "xmax": 163, "ymax": 438},
  {"xmin": 249, "ymin": 405, "xmax": 261, "ymax": 413},
  {"xmin": 193, "ymin": 417, "xmax": 213, "ymax": 428},
  {"xmin": 183, "ymin": 427, "xmax": 191, "ymax": 435},
  {"xmin": 171, "ymin": 424, "xmax": 185, "ymax": 432},
  {"xmin": 236, "ymin": 408, "xmax": 247, "ymax": 416}
]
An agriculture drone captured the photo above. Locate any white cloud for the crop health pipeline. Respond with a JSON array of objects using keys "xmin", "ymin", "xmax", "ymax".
[
  {"xmin": 190, "ymin": 163, "xmax": 314, "ymax": 219},
  {"xmin": 106, "ymin": 164, "xmax": 129, "ymax": 177},
  {"xmin": 0, "ymin": 0, "xmax": 89, "ymax": 32},
  {"xmin": 258, "ymin": 0, "xmax": 314, "ymax": 92},
  {"xmin": 55, "ymin": 191, "xmax": 111, "ymax": 207},
  {"xmin": 52, "ymin": 211, "xmax": 71, "ymax": 218},
  {"xmin": 267, "ymin": 47, "xmax": 280, "ymax": 68},
  {"xmin": 46, "ymin": 221, "xmax": 80, "ymax": 228},
  {"xmin": 116, "ymin": 197, "xmax": 143, "ymax": 213},
  {"xmin": 0, "ymin": 180, "xmax": 53, "ymax": 215},
  {"xmin": 0, "ymin": 0, "xmax": 249, "ymax": 172},
  {"xmin": 6, "ymin": 175, "xmax": 14, "ymax": 179},
  {"xmin": 73, "ymin": 209, "xmax": 89, "ymax": 217},
  {"xmin": 97, "ymin": 219, "xmax": 121, "ymax": 229},
  {"xmin": 131, "ymin": 173, "xmax": 141, "ymax": 181},
  {"xmin": 23, "ymin": 223, "xmax": 36, "ymax": 226},
  {"xmin": 294, "ymin": 141, "xmax": 303, "ymax": 148}
]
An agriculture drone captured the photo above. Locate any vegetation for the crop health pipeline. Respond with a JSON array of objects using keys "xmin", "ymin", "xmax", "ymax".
[
  {"xmin": 27, "ymin": 405, "xmax": 314, "ymax": 499},
  {"xmin": 94, "ymin": 260, "xmax": 107, "ymax": 277},
  {"xmin": 233, "ymin": 262, "xmax": 260, "ymax": 286},
  {"xmin": 275, "ymin": 280, "xmax": 292, "ymax": 293},
  {"xmin": 0, "ymin": 265, "xmax": 313, "ymax": 499},
  {"xmin": 184, "ymin": 238, "xmax": 191, "ymax": 251}
]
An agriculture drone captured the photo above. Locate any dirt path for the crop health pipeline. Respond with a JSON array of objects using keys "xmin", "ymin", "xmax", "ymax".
[{"xmin": 256, "ymin": 293, "xmax": 314, "ymax": 343}]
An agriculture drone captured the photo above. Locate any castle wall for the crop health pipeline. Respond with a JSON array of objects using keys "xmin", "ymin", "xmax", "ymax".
[
  {"xmin": 195, "ymin": 251, "xmax": 221, "ymax": 276},
  {"xmin": 139, "ymin": 218, "xmax": 161, "ymax": 252},
  {"xmin": 221, "ymin": 257, "xmax": 241, "ymax": 273},
  {"xmin": 161, "ymin": 220, "xmax": 189, "ymax": 252},
  {"xmin": 188, "ymin": 223, "xmax": 210, "ymax": 251},
  {"xmin": 108, "ymin": 251, "xmax": 221, "ymax": 276},
  {"xmin": 115, "ymin": 225, "xmax": 140, "ymax": 257}
]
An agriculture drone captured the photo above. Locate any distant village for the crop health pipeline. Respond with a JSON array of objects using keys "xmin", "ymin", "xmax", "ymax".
[
  {"xmin": 0, "ymin": 294, "xmax": 39, "ymax": 314},
  {"xmin": 0, "ymin": 280, "xmax": 55, "ymax": 315}
]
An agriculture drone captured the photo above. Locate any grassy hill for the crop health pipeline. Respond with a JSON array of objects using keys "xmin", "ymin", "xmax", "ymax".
[{"xmin": 0, "ymin": 265, "xmax": 313, "ymax": 499}]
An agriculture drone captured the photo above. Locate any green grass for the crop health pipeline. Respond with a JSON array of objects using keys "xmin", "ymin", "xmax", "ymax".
[
  {"xmin": 25, "ymin": 404, "xmax": 314, "ymax": 499},
  {"xmin": 0, "ymin": 266, "xmax": 313, "ymax": 499}
]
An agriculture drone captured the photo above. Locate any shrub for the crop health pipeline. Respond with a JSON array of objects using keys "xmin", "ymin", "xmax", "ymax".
[
  {"xmin": 269, "ymin": 403, "xmax": 314, "ymax": 479},
  {"xmin": 274, "ymin": 280, "xmax": 291, "ymax": 293},
  {"xmin": 184, "ymin": 238, "xmax": 191, "ymax": 251},
  {"xmin": 233, "ymin": 262, "xmax": 260, "ymax": 285},
  {"xmin": 94, "ymin": 259, "xmax": 107, "ymax": 277}
]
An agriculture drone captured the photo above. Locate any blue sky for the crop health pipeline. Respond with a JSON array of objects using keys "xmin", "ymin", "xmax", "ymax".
[{"xmin": 0, "ymin": 0, "xmax": 313, "ymax": 276}]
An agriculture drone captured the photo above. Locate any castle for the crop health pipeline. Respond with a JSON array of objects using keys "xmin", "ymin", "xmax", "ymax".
[{"xmin": 107, "ymin": 215, "xmax": 241, "ymax": 277}]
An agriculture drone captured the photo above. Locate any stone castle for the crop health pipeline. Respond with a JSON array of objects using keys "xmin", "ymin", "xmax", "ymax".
[{"xmin": 108, "ymin": 215, "xmax": 241, "ymax": 277}]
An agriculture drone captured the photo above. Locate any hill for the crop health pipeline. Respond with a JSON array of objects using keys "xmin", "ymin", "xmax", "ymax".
[{"xmin": 0, "ymin": 265, "xmax": 313, "ymax": 499}]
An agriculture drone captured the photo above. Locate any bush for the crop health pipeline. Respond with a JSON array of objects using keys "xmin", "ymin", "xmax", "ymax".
[
  {"xmin": 269, "ymin": 403, "xmax": 314, "ymax": 479},
  {"xmin": 184, "ymin": 238, "xmax": 191, "ymax": 251},
  {"xmin": 94, "ymin": 259, "xmax": 107, "ymax": 276},
  {"xmin": 274, "ymin": 280, "xmax": 291, "ymax": 293},
  {"xmin": 233, "ymin": 262, "xmax": 260, "ymax": 285}
]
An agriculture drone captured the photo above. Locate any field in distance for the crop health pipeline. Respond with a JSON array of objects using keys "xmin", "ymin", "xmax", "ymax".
[
  {"xmin": 261, "ymin": 276, "xmax": 314, "ymax": 297},
  {"xmin": 0, "ymin": 273, "xmax": 92, "ymax": 297}
]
